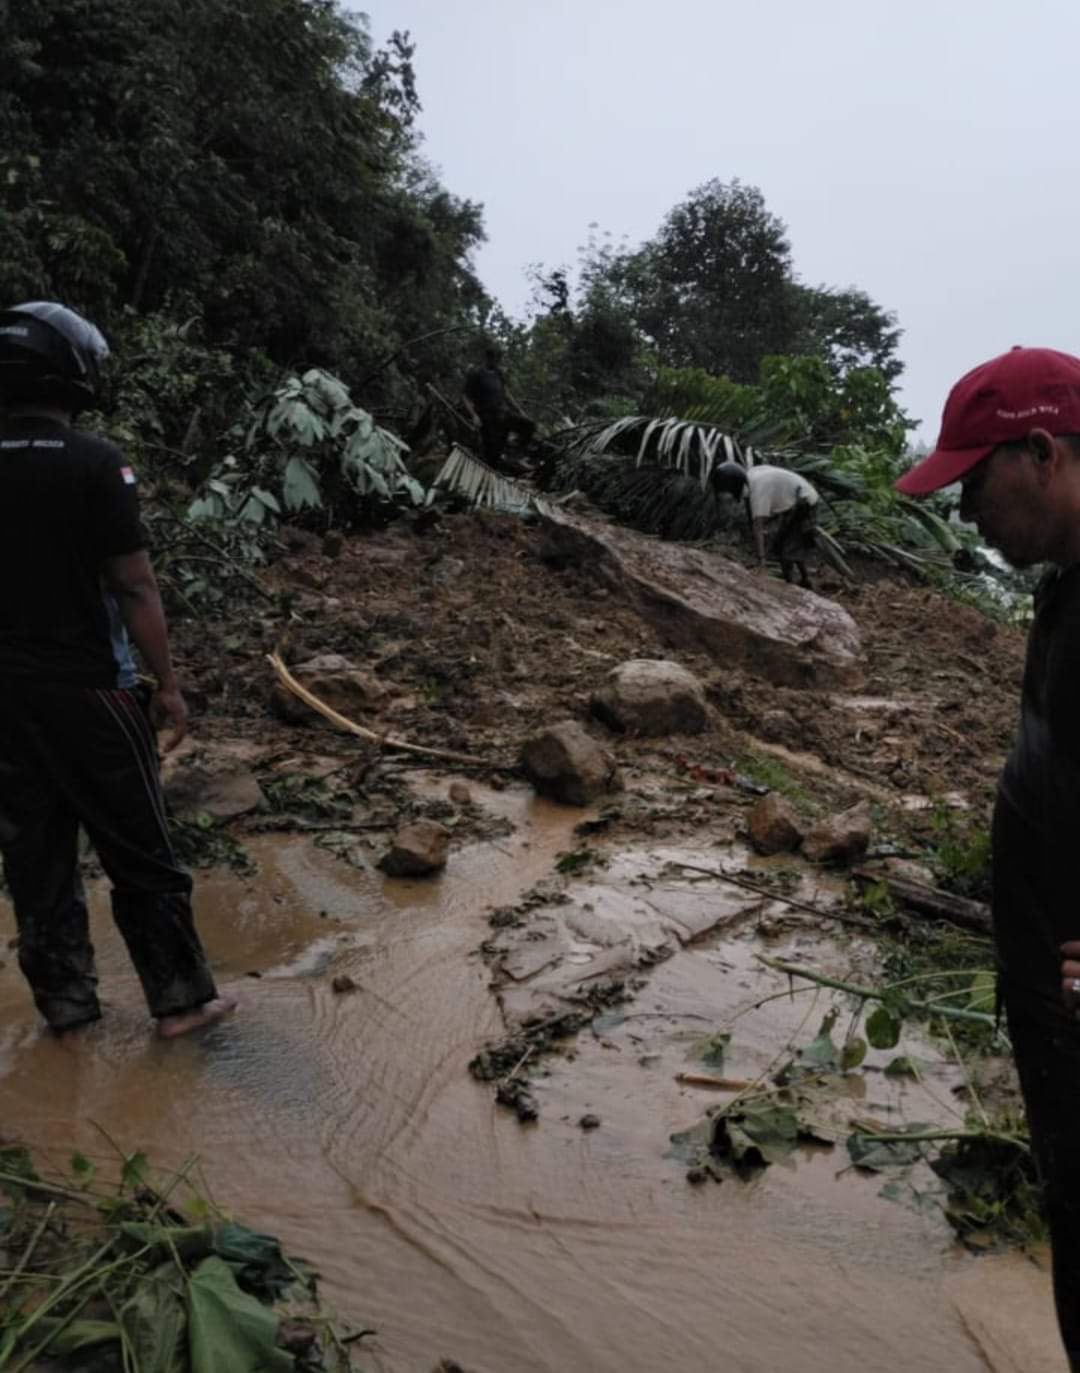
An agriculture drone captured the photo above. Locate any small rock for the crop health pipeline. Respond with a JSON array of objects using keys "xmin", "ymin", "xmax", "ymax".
[
  {"xmin": 282, "ymin": 527, "xmax": 320, "ymax": 553},
  {"xmin": 291, "ymin": 564, "xmax": 329, "ymax": 591},
  {"xmin": 877, "ymin": 856, "xmax": 936, "ymax": 885},
  {"xmin": 802, "ymin": 802, "xmax": 873, "ymax": 866},
  {"xmin": 686, "ymin": 1167, "xmax": 709, "ymax": 1186},
  {"xmin": 379, "ymin": 819, "xmax": 451, "ymax": 877},
  {"xmin": 164, "ymin": 764, "xmax": 265, "ymax": 821},
  {"xmin": 578, "ymin": 1113, "xmax": 601, "ymax": 1131},
  {"xmin": 271, "ymin": 653, "xmax": 387, "ymax": 725},
  {"xmin": 748, "ymin": 793, "xmax": 804, "ymax": 856},
  {"xmin": 521, "ymin": 720, "xmax": 623, "ymax": 806},
  {"xmin": 591, "ymin": 659, "xmax": 708, "ymax": 737},
  {"xmin": 449, "ymin": 781, "xmax": 472, "ymax": 805},
  {"xmin": 331, "ymin": 974, "xmax": 358, "ymax": 995},
  {"xmin": 322, "ymin": 530, "xmax": 345, "ymax": 559}
]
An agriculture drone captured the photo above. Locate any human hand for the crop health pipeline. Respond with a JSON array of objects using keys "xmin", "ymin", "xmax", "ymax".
[
  {"xmin": 1061, "ymin": 941, "xmax": 1080, "ymax": 1017},
  {"xmin": 150, "ymin": 685, "xmax": 189, "ymax": 753}
]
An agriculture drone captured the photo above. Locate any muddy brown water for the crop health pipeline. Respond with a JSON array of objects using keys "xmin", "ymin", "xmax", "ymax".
[{"xmin": 0, "ymin": 784, "xmax": 1066, "ymax": 1372}]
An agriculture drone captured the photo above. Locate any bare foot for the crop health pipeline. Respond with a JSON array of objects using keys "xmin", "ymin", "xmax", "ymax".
[{"xmin": 157, "ymin": 996, "xmax": 238, "ymax": 1039}]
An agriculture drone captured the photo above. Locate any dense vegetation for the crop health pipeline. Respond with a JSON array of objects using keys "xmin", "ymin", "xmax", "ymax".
[{"xmin": 1, "ymin": 0, "xmax": 1012, "ymax": 607}]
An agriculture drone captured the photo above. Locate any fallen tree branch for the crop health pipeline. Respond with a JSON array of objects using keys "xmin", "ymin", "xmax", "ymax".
[
  {"xmin": 853, "ymin": 866, "xmax": 991, "ymax": 936},
  {"xmin": 757, "ymin": 955, "xmax": 997, "ymax": 1029},
  {"xmin": 675, "ymin": 1072, "xmax": 755, "ymax": 1091},
  {"xmin": 266, "ymin": 653, "xmax": 497, "ymax": 769},
  {"xmin": 663, "ymin": 860, "xmax": 877, "ymax": 930}
]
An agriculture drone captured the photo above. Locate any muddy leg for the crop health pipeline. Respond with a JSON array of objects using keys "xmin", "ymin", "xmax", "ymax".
[{"xmin": 1, "ymin": 789, "xmax": 101, "ymax": 1030}]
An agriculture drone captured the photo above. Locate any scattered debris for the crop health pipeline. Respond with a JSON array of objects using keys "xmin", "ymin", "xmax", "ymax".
[{"xmin": 0, "ymin": 1144, "xmax": 367, "ymax": 1370}]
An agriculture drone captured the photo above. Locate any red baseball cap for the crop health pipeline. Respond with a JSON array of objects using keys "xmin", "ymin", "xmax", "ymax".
[{"xmin": 895, "ymin": 347, "xmax": 1080, "ymax": 496}]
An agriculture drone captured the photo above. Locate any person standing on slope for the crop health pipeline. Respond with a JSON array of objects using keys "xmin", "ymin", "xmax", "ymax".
[{"xmin": 0, "ymin": 300, "xmax": 235, "ymax": 1038}]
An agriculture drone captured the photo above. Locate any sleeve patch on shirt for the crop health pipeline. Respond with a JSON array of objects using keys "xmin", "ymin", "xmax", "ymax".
[{"xmin": 120, "ymin": 466, "xmax": 137, "ymax": 485}]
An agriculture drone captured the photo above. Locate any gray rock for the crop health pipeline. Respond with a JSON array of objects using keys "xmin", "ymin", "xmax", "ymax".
[
  {"xmin": 748, "ymin": 794, "xmax": 804, "ymax": 855},
  {"xmin": 802, "ymin": 802, "xmax": 872, "ymax": 865},
  {"xmin": 535, "ymin": 504, "xmax": 863, "ymax": 689},
  {"xmin": 164, "ymin": 764, "xmax": 265, "ymax": 821},
  {"xmin": 521, "ymin": 721, "xmax": 623, "ymax": 806},
  {"xmin": 379, "ymin": 819, "xmax": 451, "ymax": 877},
  {"xmin": 591, "ymin": 659, "xmax": 708, "ymax": 737}
]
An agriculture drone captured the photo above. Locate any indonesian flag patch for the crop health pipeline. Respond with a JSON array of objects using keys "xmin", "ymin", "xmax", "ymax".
[{"xmin": 120, "ymin": 466, "xmax": 137, "ymax": 485}]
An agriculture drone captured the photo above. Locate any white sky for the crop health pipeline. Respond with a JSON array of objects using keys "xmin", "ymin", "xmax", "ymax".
[{"xmin": 356, "ymin": 0, "xmax": 1080, "ymax": 440}]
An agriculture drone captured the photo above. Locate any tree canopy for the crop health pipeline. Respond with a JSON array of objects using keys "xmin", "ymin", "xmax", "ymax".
[{"xmin": 0, "ymin": 0, "xmax": 487, "ymax": 401}]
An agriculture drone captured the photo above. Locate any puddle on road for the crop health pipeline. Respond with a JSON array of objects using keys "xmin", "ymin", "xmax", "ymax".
[{"xmin": 0, "ymin": 783, "xmax": 1065, "ymax": 1372}]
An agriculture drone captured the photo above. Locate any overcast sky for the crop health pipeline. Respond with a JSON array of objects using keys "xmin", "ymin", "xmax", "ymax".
[{"xmin": 356, "ymin": 0, "xmax": 1078, "ymax": 441}]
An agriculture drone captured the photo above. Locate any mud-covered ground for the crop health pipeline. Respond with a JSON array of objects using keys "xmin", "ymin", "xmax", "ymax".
[
  {"xmin": 6, "ymin": 508, "xmax": 1062, "ymax": 1372},
  {"xmin": 171, "ymin": 505, "xmax": 1024, "ymax": 844}
]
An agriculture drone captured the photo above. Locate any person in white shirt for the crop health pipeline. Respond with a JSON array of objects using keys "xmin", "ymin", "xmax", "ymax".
[{"xmin": 744, "ymin": 464, "xmax": 820, "ymax": 589}]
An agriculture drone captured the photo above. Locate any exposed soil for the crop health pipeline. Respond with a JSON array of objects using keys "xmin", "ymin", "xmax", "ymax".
[{"xmin": 172, "ymin": 506, "xmax": 1024, "ymax": 836}]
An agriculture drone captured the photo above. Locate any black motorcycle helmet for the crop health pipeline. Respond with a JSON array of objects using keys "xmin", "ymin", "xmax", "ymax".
[{"xmin": 0, "ymin": 301, "xmax": 109, "ymax": 413}]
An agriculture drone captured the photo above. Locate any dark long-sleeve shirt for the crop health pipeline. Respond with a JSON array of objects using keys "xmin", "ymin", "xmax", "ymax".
[{"xmin": 994, "ymin": 564, "xmax": 1080, "ymax": 1007}]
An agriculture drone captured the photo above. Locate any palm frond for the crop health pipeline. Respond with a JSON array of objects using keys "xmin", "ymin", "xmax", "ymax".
[{"xmin": 432, "ymin": 445, "xmax": 532, "ymax": 513}]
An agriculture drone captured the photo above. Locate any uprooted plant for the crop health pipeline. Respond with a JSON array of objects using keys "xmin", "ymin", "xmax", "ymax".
[
  {"xmin": 0, "ymin": 1140, "xmax": 369, "ymax": 1370},
  {"xmin": 672, "ymin": 952, "xmax": 1044, "ymax": 1249}
]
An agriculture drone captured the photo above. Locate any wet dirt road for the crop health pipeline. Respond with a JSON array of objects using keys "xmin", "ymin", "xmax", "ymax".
[{"xmin": 0, "ymin": 785, "xmax": 1066, "ymax": 1372}]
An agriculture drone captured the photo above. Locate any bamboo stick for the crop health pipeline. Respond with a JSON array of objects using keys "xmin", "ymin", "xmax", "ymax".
[{"xmin": 266, "ymin": 653, "xmax": 495, "ymax": 768}]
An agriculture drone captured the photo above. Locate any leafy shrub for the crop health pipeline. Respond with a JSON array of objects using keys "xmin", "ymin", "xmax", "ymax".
[{"xmin": 189, "ymin": 368, "xmax": 426, "ymax": 529}]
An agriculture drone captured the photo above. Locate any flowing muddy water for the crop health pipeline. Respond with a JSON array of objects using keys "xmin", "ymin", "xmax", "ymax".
[{"xmin": 0, "ymin": 783, "xmax": 1065, "ymax": 1372}]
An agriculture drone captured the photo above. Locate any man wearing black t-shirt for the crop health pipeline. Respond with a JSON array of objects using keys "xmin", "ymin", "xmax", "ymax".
[
  {"xmin": 462, "ymin": 345, "xmax": 536, "ymax": 474},
  {"xmin": 897, "ymin": 347, "xmax": 1080, "ymax": 1370},
  {"xmin": 0, "ymin": 301, "xmax": 235, "ymax": 1038}
]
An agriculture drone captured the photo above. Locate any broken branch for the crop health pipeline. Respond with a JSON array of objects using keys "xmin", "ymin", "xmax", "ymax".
[{"xmin": 266, "ymin": 653, "xmax": 498, "ymax": 769}]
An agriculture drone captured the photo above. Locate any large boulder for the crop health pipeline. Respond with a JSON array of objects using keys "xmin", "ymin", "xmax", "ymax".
[
  {"xmin": 379, "ymin": 820, "xmax": 451, "ymax": 877},
  {"xmin": 536, "ymin": 504, "xmax": 863, "ymax": 689},
  {"xmin": 591, "ymin": 659, "xmax": 708, "ymax": 737},
  {"xmin": 748, "ymin": 794, "xmax": 804, "ymax": 855},
  {"xmin": 802, "ymin": 802, "xmax": 872, "ymax": 865},
  {"xmin": 271, "ymin": 653, "xmax": 387, "ymax": 725},
  {"xmin": 521, "ymin": 721, "xmax": 622, "ymax": 806}
]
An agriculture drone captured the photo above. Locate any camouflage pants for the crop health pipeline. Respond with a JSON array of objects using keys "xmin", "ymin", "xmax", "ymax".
[{"xmin": 0, "ymin": 681, "xmax": 216, "ymax": 1029}]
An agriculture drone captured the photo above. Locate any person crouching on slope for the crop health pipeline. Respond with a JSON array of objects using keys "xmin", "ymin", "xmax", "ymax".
[
  {"xmin": 743, "ymin": 464, "xmax": 821, "ymax": 589},
  {"xmin": 0, "ymin": 301, "xmax": 236, "ymax": 1038}
]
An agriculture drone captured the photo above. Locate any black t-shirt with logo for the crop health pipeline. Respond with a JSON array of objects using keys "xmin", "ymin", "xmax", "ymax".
[{"xmin": 0, "ymin": 418, "xmax": 146, "ymax": 686}]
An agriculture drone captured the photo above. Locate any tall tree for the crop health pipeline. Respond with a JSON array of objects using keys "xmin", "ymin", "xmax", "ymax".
[
  {"xmin": 622, "ymin": 179, "xmax": 794, "ymax": 383},
  {"xmin": 0, "ymin": 0, "xmax": 487, "ymax": 391},
  {"xmin": 788, "ymin": 284, "xmax": 903, "ymax": 385}
]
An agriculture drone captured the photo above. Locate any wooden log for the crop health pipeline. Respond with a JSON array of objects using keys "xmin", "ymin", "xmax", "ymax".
[{"xmin": 853, "ymin": 866, "xmax": 991, "ymax": 936}]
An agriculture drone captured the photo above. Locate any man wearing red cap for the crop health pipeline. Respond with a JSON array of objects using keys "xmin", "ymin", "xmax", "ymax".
[{"xmin": 897, "ymin": 347, "xmax": 1080, "ymax": 1368}]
